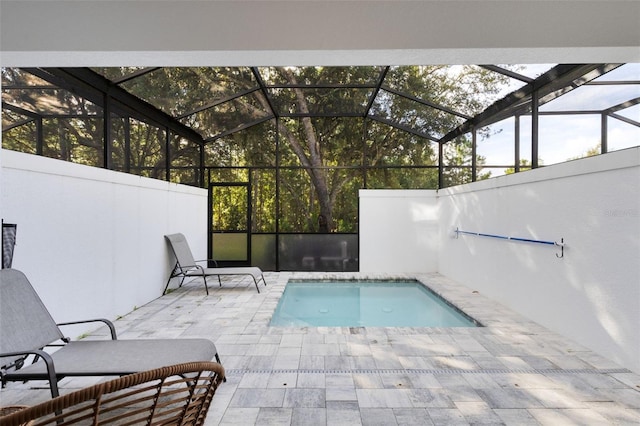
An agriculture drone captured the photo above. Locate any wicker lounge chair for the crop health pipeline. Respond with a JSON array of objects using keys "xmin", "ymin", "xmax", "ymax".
[
  {"xmin": 2, "ymin": 222, "xmax": 17, "ymax": 268},
  {"xmin": 0, "ymin": 361, "xmax": 225, "ymax": 426},
  {"xmin": 164, "ymin": 233, "xmax": 266, "ymax": 294},
  {"xmin": 0, "ymin": 269, "xmax": 221, "ymax": 398}
]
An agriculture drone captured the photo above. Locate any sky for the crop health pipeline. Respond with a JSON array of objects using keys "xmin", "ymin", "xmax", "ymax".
[{"xmin": 476, "ymin": 64, "xmax": 640, "ymax": 176}]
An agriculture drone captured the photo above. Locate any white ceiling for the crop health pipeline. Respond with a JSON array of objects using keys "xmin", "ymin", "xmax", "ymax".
[{"xmin": 1, "ymin": 1, "xmax": 639, "ymax": 66}]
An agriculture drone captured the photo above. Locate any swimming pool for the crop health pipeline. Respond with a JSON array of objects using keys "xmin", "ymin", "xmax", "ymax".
[{"xmin": 270, "ymin": 280, "xmax": 481, "ymax": 327}]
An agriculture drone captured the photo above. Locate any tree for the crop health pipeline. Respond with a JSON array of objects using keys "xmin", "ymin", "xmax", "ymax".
[
  {"xmin": 567, "ymin": 144, "xmax": 601, "ymax": 161},
  {"xmin": 504, "ymin": 159, "xmax": 542, "ymax": 175},
  {"xmin": 252, "ymin": 66, "xmax": 508, "ymax": 229},
  {"xmin": 3, "ymin": 66, "xmax": 512, "ymax": 232},
  {"xmin": 1, "ymin": 68, "xmax": 104, "ymax": 165},
  {"xmin": 441, "ymin": 136, "xmax": 491, "ymax": 187}
]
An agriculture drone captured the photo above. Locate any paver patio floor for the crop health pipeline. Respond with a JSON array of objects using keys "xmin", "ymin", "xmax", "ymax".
[{"xmin": 2, "ymin": 272, "xmax": 639, "ymax": 425}]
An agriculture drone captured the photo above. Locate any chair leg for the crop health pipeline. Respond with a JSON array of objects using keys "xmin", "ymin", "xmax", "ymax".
[
  {"xmin": 38, "ymin": 352, "xmax": 60, "ymax": 398},
  {"xmin": 252, "ymin": 276, "xmax": 260, "ymax": 293},
  {"xmin": 163, "ymin": 263, "xmax": 181, "ymax": 295},
  {"xmin": 163, "ymin": 276, "xmax": 173, "ymax": 295},
  {"xmin": 202, "ymin": 275, "xmax": 209, "ymax": 295}
]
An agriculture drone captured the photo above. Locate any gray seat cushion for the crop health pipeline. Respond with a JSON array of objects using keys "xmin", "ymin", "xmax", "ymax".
[
  {"xmin": 191, "ymin": 266, "xmax": 263, "ymax": 280},
  {"xmin": 5, "ymin": 338, "xmax": 217, "ymax": 378}
]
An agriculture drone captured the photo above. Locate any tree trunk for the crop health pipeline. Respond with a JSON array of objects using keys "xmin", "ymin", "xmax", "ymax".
[{"xmin": 278, "ymin": 69, "xmax": 334, "ymax": 230}]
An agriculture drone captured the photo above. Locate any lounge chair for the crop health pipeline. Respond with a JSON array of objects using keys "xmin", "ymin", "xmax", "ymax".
[
  {"xmin": 0, "ymin": 269, "xmax": 221, "ymax": 398},
  {"xmin": 0, "ymin": 361, "xmax": 225, "ymax": 426},
  {"xmin": 163, "ymin": 233, "xmax": 266, "ymax": 294}
]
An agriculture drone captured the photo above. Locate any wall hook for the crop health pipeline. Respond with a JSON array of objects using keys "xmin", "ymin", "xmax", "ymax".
[{"xmin": 555, "ymin": 238, "xmax": 565, "ymax": 258}]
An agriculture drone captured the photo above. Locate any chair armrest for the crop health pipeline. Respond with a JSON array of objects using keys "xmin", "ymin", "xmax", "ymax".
[
  {"xmin": 0, "ymin": 349, "xmax": 60, "ymax": 397},
  {"xmin": 1, "ymin": 349, "xmax": 54, "ymax": 372},
  {"xmin": 1, "ymin": 348, "xmax": 52, "ymax": 365},
  {"xmin": 57, "ymin": 318, "xmax": 118, "ymax": 340}
]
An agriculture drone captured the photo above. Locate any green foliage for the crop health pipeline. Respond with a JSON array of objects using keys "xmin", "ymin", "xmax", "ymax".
[
  {"xmin": 441, "ymin": 137, "xmax": 491, "ymax": 187},
  {"xmin": 211, "ymin": 185, "xmax": 248, "ymax": 231},
  {"xmin": 504, "ymin": 159, "xmax": 537, "ymax": 175},
  {"xmin": 3, "ymin": 66, "xmax": 511, "ymax": 234},
  {"xmin": 567, "ymin": 144, "xmax": 601, "ymax": 161}
]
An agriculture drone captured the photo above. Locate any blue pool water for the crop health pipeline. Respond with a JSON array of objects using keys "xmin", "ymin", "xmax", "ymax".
[{"xmin": 270, "ymin": 280, "xmax": 480, "ymax": 327}]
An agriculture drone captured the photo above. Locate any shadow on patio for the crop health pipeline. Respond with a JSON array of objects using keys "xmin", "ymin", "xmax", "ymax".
[{"xmin": 2, "ymin": 272, "xmax": 639, "ymax": 425}]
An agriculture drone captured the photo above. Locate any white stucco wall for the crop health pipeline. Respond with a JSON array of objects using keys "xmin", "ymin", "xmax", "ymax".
[
  {"xmin": 359, "ymin": 148, "xmax": 640, "ymax": 373},
  {"xmin": 359, "ymin": 189, "xmax": 439, "ymax": 273},
  {"xmin": 438, "ymin": 148, "xmax": 640, "ymax": 373},
  {"xmin": 1, "ymin": 150, "xmax": 208, "ymax": 336}
]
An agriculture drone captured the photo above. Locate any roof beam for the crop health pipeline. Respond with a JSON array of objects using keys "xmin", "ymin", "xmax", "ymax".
[
  {"xmin": 280, "ymin": 112, "xmax": 363, "ymax": 118},
  {"xmin": 610, "ymin": 112, "xmax": 640, "ymax": 128},
  {"xmin": 251, "ymin": 67, "xmax": 278, "ymax": 119},
  {"xmin": 264, "ymin": 83, "xmax": 377, "ymax": 89},
  {"xmin": 27, "ymin": 67, "xmax": 206, "ymax": 144},
  {"xmin": 479, "ymin": 65, "xmax": 533, "ymax": 83},
  {"xmin": 439, "ymin": 64, "xmax": 623, "ymax": 143},
  {"xmin": 364, "ymin": 66, "xmax": 389, "ymax": 118},
  {"xmin": 367, "ymin": 115, "xmax": 440, "ymax": 142},
  {"xmin": 177, "ymin": 87, "xmax": 262, "ymax": 119},
  {"xmin": 381, "ymin": 86, "xmax": 472, "ymax": 120},
  {"xmin": 1, "ymin": 102, "xmax": 38, "ymax": 132},
  {"xmin": 112, "ymin": 67, "xmax": 161, "ymax": 84},
  {"xmin": 205, "ymin": 115, "xmax": 275, "ymax": 142},
  {"xmin": 1, "ymin": 101, "xmax": 42, "ymax": 119},
  {"xmin": 586, "ymin": 80, "xmax": 640, "ymax": 86},
  {"xmin": 605, "ymin": 96, "xmax": 640, "ymax": 114}
]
